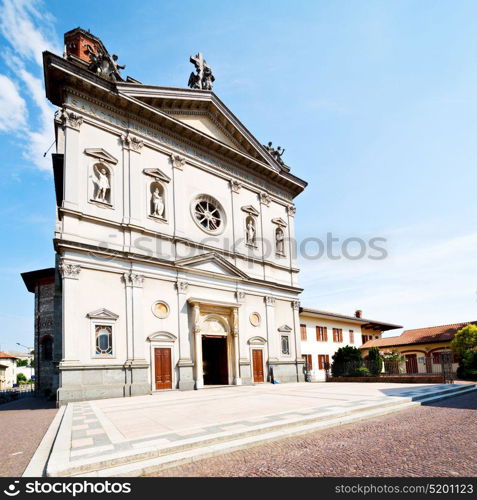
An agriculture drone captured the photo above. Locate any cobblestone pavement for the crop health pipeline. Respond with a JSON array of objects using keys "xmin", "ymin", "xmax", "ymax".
[
  {"xmin": 151, "ymin": 391, "xmax": 477, "ymax": 477},
  {"xmin": 0, "ymin": 397, "xmax": 57, "ymax": 477}
]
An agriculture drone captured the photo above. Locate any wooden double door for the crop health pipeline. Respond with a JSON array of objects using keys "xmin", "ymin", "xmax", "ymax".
[
  {"xmin": 405, "ymin": 354, "xmax": 418, "ymax": 374},
  {"xmin": 252, "ymin": 349, "xmax": 264, "ymax": 383},
  {"xmin": 154, "ymin": 348, "xmax": 172, "ymax": 390}
]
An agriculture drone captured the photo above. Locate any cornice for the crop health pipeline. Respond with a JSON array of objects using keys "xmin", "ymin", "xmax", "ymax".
[
  {"xmin": 54, "ymin": 238, "xmax": 303, "ymax": 294},
  {"xmin": 63, "ymin": 90, "xmax": 295, "ymax": 201}
]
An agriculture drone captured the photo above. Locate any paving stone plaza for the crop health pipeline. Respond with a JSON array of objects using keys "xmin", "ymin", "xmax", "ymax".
[{"xmin": 29, "ymin": 382, "xmax": 474, "ymax": 477}]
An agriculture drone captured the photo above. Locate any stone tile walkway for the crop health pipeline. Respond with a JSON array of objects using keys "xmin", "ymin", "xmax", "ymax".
[
  {"xmin": 150, "ymin": 389, "xmax": 477, "ymax": 477},
  {"xmin": 44, "ymin": 382, "xmax": 474, "ymax": 476}
]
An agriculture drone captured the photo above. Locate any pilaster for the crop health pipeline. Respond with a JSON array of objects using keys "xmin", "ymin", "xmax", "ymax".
[{"xmin": 58, "ymin": 259, "xmax": 81, "ymax": 364}]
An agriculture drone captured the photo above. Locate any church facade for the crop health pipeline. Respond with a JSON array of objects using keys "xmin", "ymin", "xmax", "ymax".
[{"xmin": 24, "ymin": 28, "xmax": 308, "ymax": 404}]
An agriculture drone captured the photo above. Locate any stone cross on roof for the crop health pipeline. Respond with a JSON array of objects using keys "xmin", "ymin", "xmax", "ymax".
[{"xmin": 188, "ymin": 52, "xmax": 215, "ymax": 90}]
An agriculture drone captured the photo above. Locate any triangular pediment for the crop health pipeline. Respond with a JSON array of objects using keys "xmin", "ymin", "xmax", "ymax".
[
  {"xmin": 272, "ymin": 217, "xmax": 287, "ymax": 227},
  {"xmin": 241, "ymin": 205, "xmax": 260, "ymax": 217},
  {"xmin": 143, "ymin": 168, "xmax": 171, "ymax": 183},
  {"xmin": 84, "ymin": 148, "xmax": 118, "ymax": 165},
  {"xmin": 168, "ymin": 112, "xmax": 242, "ymax": 150},
  {"xmin": 87, "ymin": 308, "xmax": 119, "ymax": 320},
  {"xmin": 278, "ymin": 324, "xmax": 292, "ymax": 333},
  {"xmin": 175, "ymin": 252, "xmax": 249, "ymax": 279},
  {"xmin": 116, "ymin": 85, "xmax": 283, "ymax": 171}
]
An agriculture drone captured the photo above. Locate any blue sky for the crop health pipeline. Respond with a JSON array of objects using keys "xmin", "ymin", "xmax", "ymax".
[{"xmin": 1, "ymin": 0, "xmax": 476, "ymax": 351}]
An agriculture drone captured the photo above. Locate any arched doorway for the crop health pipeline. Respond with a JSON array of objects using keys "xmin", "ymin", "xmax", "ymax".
[{"xmin": 200, "ymin": 314, "xmax": 230, "ymax": 385}]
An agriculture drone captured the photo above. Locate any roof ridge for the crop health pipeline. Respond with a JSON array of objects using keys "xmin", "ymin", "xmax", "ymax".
[{"xmin": 403, "ymin": 320, "xmax": 477, "ymax": 333}]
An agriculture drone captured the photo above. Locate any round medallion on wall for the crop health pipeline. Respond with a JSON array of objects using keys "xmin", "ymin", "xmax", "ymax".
[
  {"xmin": 249, "ymin": 312, "xmax": 261, "ymax": 327},
  {"xmin": 152, "ymin": 301, "xmax": 169, "ymax": 319}
]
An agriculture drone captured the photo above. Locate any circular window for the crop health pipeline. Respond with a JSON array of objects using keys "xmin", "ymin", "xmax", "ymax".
[
  {"xmin": 191, "ymin": 195, "xmax": 225, "ymax": 234},
  {"xmin": 250, "ymin": 313, "xmax": 261, "ymax": 327},
  {"xmin": 152, "ymin": 301, "xmax": 169, "ymax": 319}
]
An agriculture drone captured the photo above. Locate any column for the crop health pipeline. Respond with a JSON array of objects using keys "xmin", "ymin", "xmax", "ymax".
[
  {"xmin": 264, "ymin": 296, "xmax": 277, "ymax": 362},
  {"xmin": 123, "ymin": 271, "xmax": 150, "ymax": 396},
  {"xmin": 58, "ymin": 259, "xmax": 81, "ymax": 364},
  {"xmin": 60, "ymin": 108, "xmax": 83, "ymax": 211},
  {"xmin": 232, "ymin": 307, "xmax": 242, "ymax": 385},
  {"xmin": 121, "ymin": 132, "xmax": 144, "ymax": 228},
  {"xmin": 192, "ymin": 303, "xmax": 204, "ymax": 389},
  {"xmin": 177, "ymin": 281, "xmax": 195, "ymax": 390},
  {"xmin": 291, "ymin": 299, "xmax": 305, "ymax": 382},
  {"xmin": 171, "ymin": 153, "xmax": 188, "ymax": 240}
]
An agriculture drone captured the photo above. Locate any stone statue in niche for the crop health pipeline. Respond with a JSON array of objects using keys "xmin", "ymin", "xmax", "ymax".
[
  {"xmin": 151, "ymin": 185, "xmax": 165, "ymax": 218},
  {"xmin": 276, "ymin": 227, "xmax": 285, "ymax": 255},
  {"xmin": 246, "ymin": 217, "xmax": 256, "ymax": 246},
  {"xmin": 93, "ymin": 165, "xmax": 110, "ymax": 203}
]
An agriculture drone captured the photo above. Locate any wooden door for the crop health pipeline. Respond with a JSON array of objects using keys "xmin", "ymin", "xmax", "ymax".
[
  {"xmin": 405, "ymin": 354, "xmax": 418, "ymax": 374},
  {"xmin": 252, "ymin": 349, "xmax": 264, "ymax": 383},
  {"xmin": 154, "ymin": 348, "xmax": 172, "ymax": 390}
]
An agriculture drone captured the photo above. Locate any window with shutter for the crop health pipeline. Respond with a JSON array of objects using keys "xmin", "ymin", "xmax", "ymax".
[
  {"xmin": 300, "ymin": 324, "xmax": 307, "ymax": 341},
  {"xmin": 349, "ymin": 330, "xmax": 354, "ymax": 343}
]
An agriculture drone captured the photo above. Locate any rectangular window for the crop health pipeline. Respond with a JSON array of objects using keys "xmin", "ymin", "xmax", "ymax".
[
  {"xmin": 432, "ymin": 352, "xmax": 441, "ymax": 364},
  {"xmin": 95, "ymin": 325, "xmax": 113, "ymax": 356},
  {"xmin": 349, "ymin": 330, "xmax": 354, "ymax": 344},
  {"xmin": 316, "ymin": 326, "xmax": 328, "ymax": 342},
  {"xmin": 317, "ymin": 354, "xmax": 331, "ymax": 370},
  {"xmin": 333, "ymin": 328, "xmax": 343, "ymax": 342},
  {"xmin": 302, "ymin": 354, "xmax": 312, "ymax": 370},
  {"xmin": 281, "ymin": 335, "xmax": 290, "ymax": 355},
  {"xmin": 300, "ymin": 324, "xmax": 307, "ymax": 341}
]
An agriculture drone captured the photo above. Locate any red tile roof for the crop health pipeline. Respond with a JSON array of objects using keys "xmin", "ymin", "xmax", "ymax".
[
  {"xmin": 0, "ymin": 352, "xmax": 17, "ymax": 359},
  {"xmin": 360, "ymin": 321, "xmax": 477, "ymax": 349}
]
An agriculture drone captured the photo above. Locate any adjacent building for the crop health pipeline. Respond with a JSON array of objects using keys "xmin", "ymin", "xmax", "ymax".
[
  {"xmin": 23, "ymin": 28, "xmax": 308, "ymax": 404},
  {"xmin": 299, "ymin": 308, "xmax": 401, "ymax": 381},
  {"xmin": 360, "ymin": 321, "xmax": 476, "ymax": 374},
  {"xmin": 0, "ymin": 353, "xmax": 18, "ymax": 389}
]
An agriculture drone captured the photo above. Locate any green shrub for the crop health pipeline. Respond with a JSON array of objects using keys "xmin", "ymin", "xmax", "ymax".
[
  {"xmin": 346, "ymin": 366, "xmax": 372, "ymax": 377},
  {"xmin": 16, "ymin": 373, "xmax": 27, "ymax": 384},
  {"xmin": 331, "ymin": 346, "xmax": 363, "ymax": 377},
  {"xmin": 367, "ymin": 347, "xmax": 383, "ymax": 376}
]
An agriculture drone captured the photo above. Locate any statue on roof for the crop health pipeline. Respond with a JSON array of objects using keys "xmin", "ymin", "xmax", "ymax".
[
  {"xmin": 188, "ymin": 52, "xmax": 215, "ymax": 90},
  {"xmin": 264, "ymin": 141, "xmax": 286, "ymax": 167},
  {"xmin": 86, "ymin": 44, "xmax": 125, "ymax": 82}
]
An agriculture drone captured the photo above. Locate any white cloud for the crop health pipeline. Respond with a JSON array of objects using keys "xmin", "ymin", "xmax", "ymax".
[
  {"xmin": 0, "ymin": 0, "xmax": 61, "ymax": 171},
  {"xmin": 0, "ymin": 74, "xmax": 28, "ymax": 132},
  {"xmin": 0, "ymin": 0, "xmax": 60, "ymax": 65}
]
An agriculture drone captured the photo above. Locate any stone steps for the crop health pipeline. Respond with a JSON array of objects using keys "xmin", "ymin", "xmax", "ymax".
[{"xmin": 46, "ymin": 383, "xmax": 476, "ymax": 477}]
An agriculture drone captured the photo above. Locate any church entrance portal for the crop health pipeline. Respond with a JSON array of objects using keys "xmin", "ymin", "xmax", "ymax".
[{"xmin": 202, "ymin": 336, "xmax": 228, "ymax": 385}]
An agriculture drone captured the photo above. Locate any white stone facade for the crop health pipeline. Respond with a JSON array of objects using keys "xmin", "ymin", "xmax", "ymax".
[{"xmin": 40, "ymin": 42, "xmax": 306, "ymax": 404}]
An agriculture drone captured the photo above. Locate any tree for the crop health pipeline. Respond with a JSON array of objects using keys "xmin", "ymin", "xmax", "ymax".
[
  {"xmin": 451, "ymin": 325, "xmax": 477, "ymax": 358},
  {"xmin": 16, "ymin": 359, "xmax": 29, "ymax": 367},
  {"xmin": 367, "ymin": 347, "xmax": 383, "ymax": 376},
  {"xmin": 16, "ymin": 373, "xmax": 27, "ymax": 384},
  {"xmin": 331, "ymin": 346, "xmax": 362, "ymax": 377}
]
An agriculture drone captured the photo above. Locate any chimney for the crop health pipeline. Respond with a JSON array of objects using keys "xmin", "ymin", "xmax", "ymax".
[
  {"xmin": 355, "ymin": 309, "xmax": 362, "ymax": 318},
  {"xmin": 64, "ymin": 28, "xmax": 102, "ymax": 64}
]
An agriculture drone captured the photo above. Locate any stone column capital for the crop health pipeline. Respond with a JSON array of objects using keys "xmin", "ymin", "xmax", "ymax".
[
  {"xmin": 59, "ymin": 260, "xmax": 81, "ymax": 279},
  {"xmin": 176, "ymin": 280, "xmax": 189, "ymax": 294},
  {"xmin": 122, "ymin": 271, "xmax": 145, "ymax": 288},
  {"xmin": 171, "ymin": 153, "xmax": 187, "ymax": 170},
  {"xmin": 56, "ymin": 108, "xmax": 83, "ymax": 131},
  {"xmin": 120, "ymin": 132, "xmax": 144, "ymax": 153},
  {"xmin": 264, "ymin": 296, "xmax": 276, "ymax": 306}
]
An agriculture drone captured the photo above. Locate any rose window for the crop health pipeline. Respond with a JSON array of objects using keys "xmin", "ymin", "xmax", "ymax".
[{"xmin": 192, "ymin": 196, "xmax": 225, "ymax": 233}]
